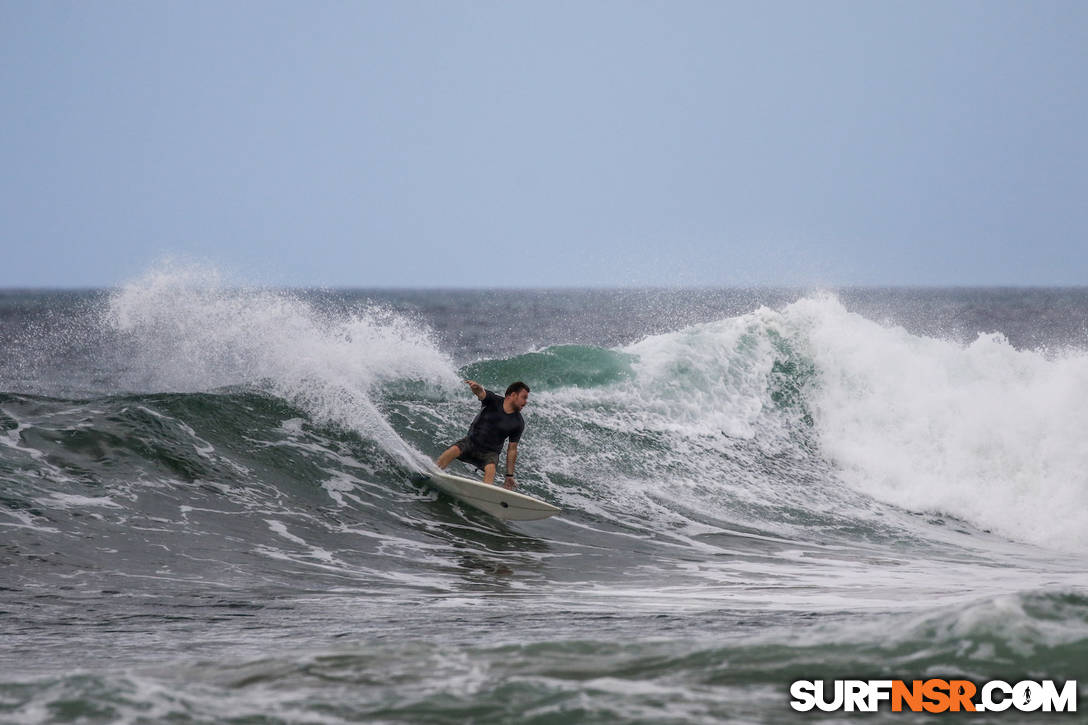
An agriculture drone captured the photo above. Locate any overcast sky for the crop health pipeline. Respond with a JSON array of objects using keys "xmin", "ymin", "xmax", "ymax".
[{"xmin": 2, "ymin": 1, "xmax": 1086, "ymax": 288}]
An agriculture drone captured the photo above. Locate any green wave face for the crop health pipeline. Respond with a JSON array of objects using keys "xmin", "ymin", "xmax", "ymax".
[{"xmin": 460, "ymin": 345, "xmax": 637, "ymax": 392}]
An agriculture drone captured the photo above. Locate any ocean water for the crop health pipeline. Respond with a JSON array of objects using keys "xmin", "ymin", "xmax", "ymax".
[{"xmin": 1, "ymin": 268, "xmax": 1087, "ymax": 723}]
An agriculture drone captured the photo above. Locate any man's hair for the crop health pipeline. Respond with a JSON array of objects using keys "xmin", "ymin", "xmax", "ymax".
[{"xmin": 505, "ymin": 381, "xmax": 530, "ymax": 397}]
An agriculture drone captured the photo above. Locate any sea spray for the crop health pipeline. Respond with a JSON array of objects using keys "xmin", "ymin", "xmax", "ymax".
[{"xmin": 104, "ymin": 264, "xmax": 460, "ymax": 466}]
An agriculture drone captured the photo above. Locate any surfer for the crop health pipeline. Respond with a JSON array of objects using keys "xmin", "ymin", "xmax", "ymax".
[{"xmin": 436, "ymin": 380, "xmax": 529, "ymax": 490}]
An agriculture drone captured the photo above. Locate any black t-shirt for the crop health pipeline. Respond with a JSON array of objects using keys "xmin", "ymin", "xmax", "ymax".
[{"xmin": 468, "ymin": 390, "xmax": 525, "ymax": 453}]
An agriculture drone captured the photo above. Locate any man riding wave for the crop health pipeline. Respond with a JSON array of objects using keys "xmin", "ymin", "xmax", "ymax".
[{"xmin": 436, "ymin": 380, "xmax": 529, "ymax": 490}]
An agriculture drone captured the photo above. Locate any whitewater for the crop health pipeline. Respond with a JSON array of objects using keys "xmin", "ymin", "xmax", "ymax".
[{"xmin": 1, "ymin": 269, "xmax": 1086, "ymax": 723}]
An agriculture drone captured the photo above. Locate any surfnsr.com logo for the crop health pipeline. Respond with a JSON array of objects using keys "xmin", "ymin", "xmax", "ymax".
[{"xmin": 790, "ymin": 679, "xmax": 1077, "ymax": 713}]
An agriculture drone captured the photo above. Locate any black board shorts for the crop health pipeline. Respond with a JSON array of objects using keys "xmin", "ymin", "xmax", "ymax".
[{"xmin": 452, "ymin": 437, "xmax": 499, "ymax": 469}]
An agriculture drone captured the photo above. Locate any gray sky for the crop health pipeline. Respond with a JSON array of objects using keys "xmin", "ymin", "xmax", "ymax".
[{"xmin": 2, "ymin": 1, "xmax": 1086, "ymax": 288}]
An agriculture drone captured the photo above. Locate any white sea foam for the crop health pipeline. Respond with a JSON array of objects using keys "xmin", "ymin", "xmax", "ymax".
[
  {"xmin": 45, "ymin": 493, "xmax": 123, "ymax": 509},
  {"xmin": 781, "ymin": 294, "xmax": 1088, "ymax": 552}
]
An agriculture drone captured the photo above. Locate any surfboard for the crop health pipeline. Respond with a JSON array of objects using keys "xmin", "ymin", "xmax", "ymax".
[{"xmin": 413, "ymin": 469, "xmax": 561, "ymax": 521}]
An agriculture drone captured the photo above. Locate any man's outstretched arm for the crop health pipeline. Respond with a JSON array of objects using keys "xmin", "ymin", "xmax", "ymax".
[{"xmin": 465, "ymin": 380, "xmax": 487, "ymax": 400}]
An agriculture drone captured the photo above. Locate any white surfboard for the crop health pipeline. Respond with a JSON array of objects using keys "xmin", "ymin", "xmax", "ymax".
[{"xmin": 414, "ymin": 469, "xmax": 560, "ymax": 521}]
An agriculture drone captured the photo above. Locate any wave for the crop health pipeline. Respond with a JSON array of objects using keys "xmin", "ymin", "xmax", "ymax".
[
  {"xmin": 3, "ymin": 268, "xmax": 1087, "ymax": 560},
  {"xmin": 463, "ymin": 295, "xmax": 1088, "ymax": 553}
]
